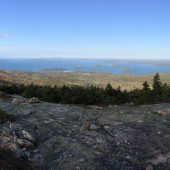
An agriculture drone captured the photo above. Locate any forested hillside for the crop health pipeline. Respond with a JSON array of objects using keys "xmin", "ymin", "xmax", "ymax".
[{"xmin": 0, "ymin": 73, "xmax": 170, "ymax": 105}]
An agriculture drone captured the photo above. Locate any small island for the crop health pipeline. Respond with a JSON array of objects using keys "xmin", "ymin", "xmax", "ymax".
[{"xmin": 41, "ymin": 68, "xmax": 67, "ymax": 72}]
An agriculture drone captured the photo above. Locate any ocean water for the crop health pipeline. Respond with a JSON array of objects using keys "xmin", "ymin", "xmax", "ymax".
[{"xmin": 0, "ymin": 58, "xmax": 170, "ymax": 75}]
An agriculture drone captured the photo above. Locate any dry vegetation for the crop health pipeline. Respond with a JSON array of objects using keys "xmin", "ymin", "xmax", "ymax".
[{"xmin": 0, "ymin": 70, "xmax": 170, "ymax": 90}]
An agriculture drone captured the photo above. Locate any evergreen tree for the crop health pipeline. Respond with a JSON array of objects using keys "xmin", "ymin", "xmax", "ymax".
[
  {"xmin": 138, "ymin": 81, "xmax": 151, "ymax": 104},
  {"xmin": 105, "ymin": 83, "xmax": 113, "ymax": 96},
  {"xmin": 152, "ymin": 73, "xmax": 162, "ymax": 102},
  {"xmin": 142, "ymin": 81, "xmax": 150, "ymax": 92},
  {"xmin": 153, "ymin": 73, "xmax": 161, "ymax": 92}
]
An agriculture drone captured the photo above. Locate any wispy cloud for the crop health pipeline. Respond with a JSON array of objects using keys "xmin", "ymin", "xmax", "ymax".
[{"xmin": 0, "ymin": 33, "xmax": 10, "ymax": 39}]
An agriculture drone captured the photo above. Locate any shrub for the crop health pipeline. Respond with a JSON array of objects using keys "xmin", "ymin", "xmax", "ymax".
[{"xmin": 0, "ymin": 108, "xmax": 13, "ymax": 123}]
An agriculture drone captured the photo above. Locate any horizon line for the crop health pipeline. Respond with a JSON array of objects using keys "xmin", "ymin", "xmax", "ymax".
[{"xmin": 0, "ymin": 57, "xmax": 170, "ymax": 60}]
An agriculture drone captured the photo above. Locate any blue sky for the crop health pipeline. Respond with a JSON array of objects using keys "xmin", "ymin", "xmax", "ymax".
[{"xmin": 0, "ymin": 0, "xmax": 170, "ymax": 59}]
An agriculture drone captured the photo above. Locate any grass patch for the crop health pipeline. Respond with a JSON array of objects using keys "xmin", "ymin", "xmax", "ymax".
[{"xmin": 0, "ymin": 108, "xmax": 13, "ymax": 123}]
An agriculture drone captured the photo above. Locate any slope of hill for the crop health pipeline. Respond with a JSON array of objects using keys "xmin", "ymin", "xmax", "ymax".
[{"xmin": 0, "ymin": 93, "xmax": 170, "ymax": 169}]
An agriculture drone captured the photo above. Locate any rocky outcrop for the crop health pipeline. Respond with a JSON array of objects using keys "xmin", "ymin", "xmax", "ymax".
[
  {"xmin": 27, "ymin": 97, "xmax": 40, "ymax": 104},
  {"xmin": 0, "ymin": 95, "xmax": 170, "ymax": 169},
  {"xmin": 0, "ymin": 122, "xmax": 42, "ymax": 166}
]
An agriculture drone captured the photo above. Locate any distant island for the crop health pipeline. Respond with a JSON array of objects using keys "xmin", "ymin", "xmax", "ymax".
[
  {"xmin": 41, "ymin": 68, "xmax": 67, "ymax": 72},
  {"xmin": 122, "ymin": 68, "xmax": 134, "ymax": 73},
  {"xmin": 112, "ymin": 63, "xmax": 119, "ymax": 67}
]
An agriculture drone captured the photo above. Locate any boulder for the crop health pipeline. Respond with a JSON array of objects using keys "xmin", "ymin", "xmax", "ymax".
[
  {"xmin": 27, "ymin": 97, "xmax": 40, "ymax": 103},
  {"xmin": 22, "ymin": 130, "xmax": 36, "ymax": 143},
  {"xmin": 17, "ymin": 139, "xmax": 34, "ymax": 149},
  {"xmin": 90, "ymin": 124, "xmax": 100, "ymax": 130},
  {"xmin": 22, "ymin": 109, "xmax": 33, "ymax": 115},
  {"xmin": 12, "ymin": 97, "xmax": 25, "ymax": 104}
]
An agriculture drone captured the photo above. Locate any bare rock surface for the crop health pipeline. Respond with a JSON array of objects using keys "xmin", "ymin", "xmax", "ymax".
[{"xmin": 0, "ymin": 95, "xmax": 170, "ymax": 169}]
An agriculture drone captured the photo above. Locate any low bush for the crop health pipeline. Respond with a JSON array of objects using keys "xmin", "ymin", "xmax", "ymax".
[{"xmin": 0, "ymin": 109, "xmax": 13, "ymax": 123}]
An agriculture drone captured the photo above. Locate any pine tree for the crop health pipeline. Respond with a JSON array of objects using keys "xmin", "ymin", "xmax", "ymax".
[
  {"xmin": 138, "ymin": 81, "xmax": 151, "ymax": 104},
  {"xmin": 152, "ymin": 73, "xmax": 162, "ymax": 102},
  {"xmin": 142, "ymin": 81, "xmax": 150, "ymax": 92},
  {"xmin": 153, "ymin": 73, "xmax": 161, "ymax": 92},
  {"xmin": 105, "ymin": 83, "xmax": 113, "ymax": 96}
]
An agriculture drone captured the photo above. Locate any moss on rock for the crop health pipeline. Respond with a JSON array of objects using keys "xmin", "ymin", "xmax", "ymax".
[{"xmin": 0, "ymin": 108, "xmax": 13, "ymax": 123}]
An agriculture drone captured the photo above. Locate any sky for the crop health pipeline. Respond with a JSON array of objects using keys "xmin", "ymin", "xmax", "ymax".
[{"xmin": 0, "ymin": 0, "xmax": 170, "ymax": 59}]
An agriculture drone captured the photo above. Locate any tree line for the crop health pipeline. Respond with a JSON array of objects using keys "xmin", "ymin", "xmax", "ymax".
[{"xmin": 0, "ymin": 73, "xmax": 170, "ymax": 105}]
